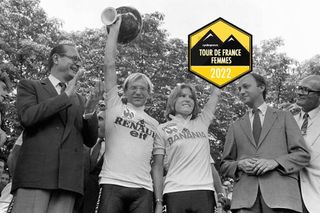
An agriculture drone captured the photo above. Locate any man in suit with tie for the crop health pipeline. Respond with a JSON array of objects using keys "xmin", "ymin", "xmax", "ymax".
[
  {"xmin": 12, "ymin": 43, "xmax": 99, "ymax": 213},
  {"xmin": 293, "ymin": 75, "xmax": 320, "ymax": 213},
  {"xmin": 221, "ymin": 73, "xmax": 310, "ymax": 213}
]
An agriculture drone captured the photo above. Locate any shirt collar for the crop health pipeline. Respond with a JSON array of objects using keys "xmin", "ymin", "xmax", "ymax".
[
  {"xmin": 127, "ymin": 103, "xmax": 145, "ymax": 112},
  {"xmin": 301, "ymin": 105, "xmax": 320, "ymax": 120},
  {"xmin": 48, "ymin": 74, "xmax": 62, "ymax": 88},
  {"xmin": 249, "ymin": 102, "xmax": 268, "ymax": 116},
  {"xmin": 168, "ymin": 114, "xmax": 192, "ymax": 123}
]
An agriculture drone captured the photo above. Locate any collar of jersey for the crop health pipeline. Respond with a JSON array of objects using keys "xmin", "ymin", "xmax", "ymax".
[
  {"xmin": 169, "ymin": 114, "xmax": 192, "ymax": 124},
  {"xmin": 127, "ymin": 103, "xmax": 145, "ymax": 111}
]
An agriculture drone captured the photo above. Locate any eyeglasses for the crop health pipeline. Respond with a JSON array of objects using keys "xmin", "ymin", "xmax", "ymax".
[
  {"xmin": 60, "ymin": 54, "xmax": 82, "ymax": 63},
  {"xmin": 128, "ymin": 86, "xmax": 148, "ymax": 92},
  {"xmin": 296, "ymin": 86, "xmax": 320, "ymax": 96}
]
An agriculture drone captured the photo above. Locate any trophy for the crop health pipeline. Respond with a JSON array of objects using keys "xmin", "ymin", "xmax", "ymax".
[{"xmin": 101, "ymin": 6, "xmax": 143, "ymax": 44}]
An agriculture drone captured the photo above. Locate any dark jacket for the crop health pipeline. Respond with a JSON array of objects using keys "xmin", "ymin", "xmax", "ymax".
[{"xmin": 12, "ymin": 78, "xmax": 98, "ymax": 195}]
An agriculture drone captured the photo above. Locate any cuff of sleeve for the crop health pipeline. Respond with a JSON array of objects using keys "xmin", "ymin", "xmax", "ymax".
[
  {"xmin": 274, "ymin": 158, "xmax": 287, "ymax": 174},
  {"xmin": 83, "ymin": 111, "xmax": 95, "ymax": 119}
]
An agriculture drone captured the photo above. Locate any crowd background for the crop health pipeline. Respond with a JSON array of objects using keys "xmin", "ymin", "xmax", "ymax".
[{"xmin": 0, "ymin": 0, "xmax": 319, "ymax": 192}]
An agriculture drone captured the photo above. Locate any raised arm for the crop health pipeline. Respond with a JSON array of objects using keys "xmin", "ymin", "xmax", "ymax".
[
  {"xmin": 104, "ymin": 16, "xmax": 122, "ymax": 93},
  {"xmin": 200, "ymin": 85, "xmax": 221, "ymax": 125},
  {"xmin": 207, "ymin": 85, "xmax": 221, "ymax": 111}
]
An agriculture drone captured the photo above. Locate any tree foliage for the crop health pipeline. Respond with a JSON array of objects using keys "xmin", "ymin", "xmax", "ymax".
[
  {"xmin": 297, "ymin": 55, "xmax": 320, "ymax": 76},
  {"xmin": 253, "ymin": 38, "xmax": 298, "ymax": 106},
  {"xmin": 0, "ymin": 0, "xmax": 63, "ymax": 155}
]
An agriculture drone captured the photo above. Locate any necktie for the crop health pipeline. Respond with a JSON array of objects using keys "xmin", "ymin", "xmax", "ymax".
[
  {"xmin": 58, "ymin": 82, "xmax": 67, "ymax": 122},
  {"xmin": 301, "ymin": 113, "xmax": 309, "ymax": 135},
  {"xmin": 58, "ymin": 82, "xmax": 66, "ymax": 94},
  {"xmin": 252, "ymin": 108, "xmax": 262, "ymax": 145}
]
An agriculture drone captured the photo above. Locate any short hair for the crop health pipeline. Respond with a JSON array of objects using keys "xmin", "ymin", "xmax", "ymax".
[
  {"xmin": 250, "ymin": 73, "xmax": 267, "ymax": 100},
  {"xmin": 165, "ymin": 83, "xmax": 200, "ymax": 120},
  {"xmin": 0, "ymin": 72, "xmax": 12, "ymax": 92},
  {"xmin": 123, "ymin": 73, "xmax": 154, "ymax": 94},
  {"xmin": 48, "ymin": 44, "xmax": 76, "ymax": 70}
]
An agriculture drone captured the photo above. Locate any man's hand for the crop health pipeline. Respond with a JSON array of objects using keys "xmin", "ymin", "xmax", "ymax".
[
  {"xmin": 238, "ymin": 158, "xmax": 257, "ymax": 174},
  {"xmin": 106, "ymin": 15, "xmax": 122, "ymax": 37},
  {"xmin": 85, "ymin": 80, "xmax": 104, "ymax": 114},
  {"xmin": 65, "ymin": 69, "xmax": 85, "ymax": 97},
  {"xmin": 218, "ymin": 196, "xmax": 231, "ymax": 211},
  {"xmin": 252, "ymin": 158, "xmax": 279, "ymax": 175}
]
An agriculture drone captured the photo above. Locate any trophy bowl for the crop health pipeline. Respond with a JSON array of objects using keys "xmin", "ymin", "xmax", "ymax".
[
  {"xmin": 101, "ymin": 7, "xmax": 117, "ymax": 26},
  {"xmin": 116, "ymin": 6, "xmax": 143, "ymax": 44},
  {"xmin": 102, "ymin": 6, "xmax": 143, "ymax": 44}
]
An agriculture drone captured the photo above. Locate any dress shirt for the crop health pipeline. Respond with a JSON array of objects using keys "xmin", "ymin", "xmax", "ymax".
[
  {"xmin": 248, "ymin": 102, "xmax": 268, "ymax": 130},
  {"xmin": 48, "ymin": 74, "xmax": 65, "ymax": 95},
  {"xmin": 295, "ymin": 106, "xmax": 320, "ymax": 134}
]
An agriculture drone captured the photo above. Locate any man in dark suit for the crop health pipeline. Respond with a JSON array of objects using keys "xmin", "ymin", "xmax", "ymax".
[
  {"xmin": 77, "ymin": 110, "xmax": 106, "ymax": 213},
  {"xmin": 12, "ymin": 43, "xmax": 99, "ymax": 213},
  {"xmin": 221, "ymin": 73, "xmax": 310, "ymax": 213}
]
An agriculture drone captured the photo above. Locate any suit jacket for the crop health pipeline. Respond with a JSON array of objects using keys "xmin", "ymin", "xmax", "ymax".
[
  {"xmin": 221, "ymin": 107, "xmax": 310, "ymax": 212},
  {"xmin": 12, "ymin": 78, "xmax": 98, "ymax": 195},
  {"xmin": 75, "ymin": 141, "xmax": 104, "ymax": 213},
  {"xmin": 294, "ymin": 108, "xmax": 320, "ymax": 213}
]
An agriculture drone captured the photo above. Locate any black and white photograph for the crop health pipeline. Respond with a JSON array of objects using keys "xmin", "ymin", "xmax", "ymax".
[{"xmin": 0, "ymin": 0, "xmax": 319, "ymax": 212}]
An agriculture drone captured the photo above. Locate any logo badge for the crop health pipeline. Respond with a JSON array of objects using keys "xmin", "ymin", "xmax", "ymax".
[
  {"xmin": 123, "ymin": 108, "xmax": 134, "ymax": 119},
  {"xmin": 188, "ymin": 18, "xmax": 252, "ymax": 88}
]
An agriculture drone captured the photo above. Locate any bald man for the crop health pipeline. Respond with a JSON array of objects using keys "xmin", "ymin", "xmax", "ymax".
[{"xmin": 294, "ymin": 75, "xmax": 320, "ymax": 213}]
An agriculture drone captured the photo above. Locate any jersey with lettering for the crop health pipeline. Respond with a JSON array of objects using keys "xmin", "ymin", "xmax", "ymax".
[
  {"xmin": 100, "ymin": 86, "xmax": 159, "ymax": 191},
  {"xmin": 154, "ymin": 103, "xmax": 215, "ymax": 194}
]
